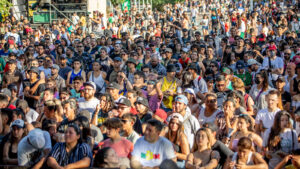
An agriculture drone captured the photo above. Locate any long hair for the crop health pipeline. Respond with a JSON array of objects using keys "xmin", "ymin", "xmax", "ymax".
[
  {"xmin": 191, "ymin": 128, "xmax": 213, "ymax": 153},
  {"xmin": 237, "ymin": 114, "xmax": 254, "ymax": 132},
  {"xmin": 166, "ymin": 118, "xmax": 184, "ymax": 145},
  {"xmin": 227, "ymin": 90, "xmax": 246, "ymax": 108},
  {"xmin": 267, "ymin": 110, "xmax": 292, "ymax": 151},
  {"xmin": 257, "ymin": 70, "xmax": 269, "ymax": 92},
  {"xmin": 93, "ymin": 147, "xmax": 111, "ymax": 167}
]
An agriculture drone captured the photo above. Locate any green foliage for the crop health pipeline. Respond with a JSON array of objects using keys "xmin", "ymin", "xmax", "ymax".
[
  {"xmin": 0, "ymin": 0, "xmax": 12, "ymax": 15},
  {"xmin": 111, "ymin": 0, "xmax": 126, "ymax": 6},
  {"xmin": 152, "ymin": 0, "xmax": 184, "ymax": 11}
]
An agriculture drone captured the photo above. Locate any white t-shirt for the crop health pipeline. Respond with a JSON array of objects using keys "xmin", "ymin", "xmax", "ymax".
[
  {"xmin": 255, "ymin": 108, "xmax": 281, "ymax": 135},
  {"xmin": 78, "ymin": 97, "xmax": 100, "ymax": 118},
  {"xmin": 198, "ymin": 108, "xmax": 222, "ymax": 126},
  {"xmin": 26, "ymin": 108, "xmax": 39, "ymax": 124},
  {"xmin": 131, "ymin": 136, "xmax": 176, "ymax": 167}
]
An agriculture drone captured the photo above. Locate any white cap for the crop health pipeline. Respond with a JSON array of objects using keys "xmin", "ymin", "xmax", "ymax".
[
  {"xmin": 28, "ymin": 129, "xmax": 45, "ymax": 149},
  {"xmin": 184, "ymin": 88, "xmax": 196, "ymax": 97},
  {"xmin": 168, "ymin": 113, "xmax": 184, "ymax": 123}
]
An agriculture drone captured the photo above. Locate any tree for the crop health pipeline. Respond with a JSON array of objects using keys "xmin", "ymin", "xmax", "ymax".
[
  {"xmin": 0, "ymin": 0, "xmax": 12, "ymax": 16},
  {"xmin": 110, "ymin": 0, "xmax": 126, "ymax": 7}
]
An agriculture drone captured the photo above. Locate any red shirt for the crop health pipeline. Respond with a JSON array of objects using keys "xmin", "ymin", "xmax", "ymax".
[
  {"xmin": 130, "ymin": 107, "xmax": 138, "ymax": 115},
  {"xmin": 101, "ymin": 137, "xmax": 133, "ymax": 158}
]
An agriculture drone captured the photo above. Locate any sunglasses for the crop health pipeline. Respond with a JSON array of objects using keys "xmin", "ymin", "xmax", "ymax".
[{"xmin": 206, "ymin": 99, "xmax": 217, "ymax": 103}]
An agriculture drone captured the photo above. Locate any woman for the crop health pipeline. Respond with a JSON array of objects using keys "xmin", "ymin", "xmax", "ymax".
[
  {"xmin": 224, "ymin": 137, "xmax": 268, "ymax": 169},
  {"xmin": 202, "ymin": 15, "xmax": 209, "ymax": 36},
  {"xmin": 136, "ymin": 46, "xmax": 144, "ymax": 65},
  {"xmin": 249, "ymin": 70, "xmax": 273, "ymax": 111},
  {"xmin": 166, "ymin": 113, "xmax": 190, "ymax": 168},
  {"xmin": 3, "ymin": 119, "xmax": 26, "ymax": 165},
  {"xmin": 92, "ymin": 93, "xmax": 114, "ymax": 126},
  {"xmin": 227, "ymin": 91, "xmax": 247, "ymax": 116},
  {"xmin": 205, "ymin": 76, "xmax": 215, "ymax": 93},
  {"xmin": 75, "ymin": 116, "xmax": 94, "ymax": 149},
  {"xmin": 135, "ymin": 97, "xmax": 153, "ymax": 124},
  {"xmin": 197, "ymin": 93, "xmax": 222, "ymax": 126},
  {"xmin": 87, "ymin": 61, "xmax": 106, "ymax": 94},
  {"xmin": 116, "ymin": 71, "xmax": 133, "ymax": 96},
  {"xmin": 216, "ymin": 99, "xmax": 238, "ymax": 143},
  {"xmin": 263, "ymin": 111, "xmax": 298, "ymax": 169},
  {"xmin": 229, "ymin": 114, "xmax": 262, "ymax": 152},
  {"xmin": 47, "ymin": 124, "xmax": 93, "ymax": 168},
  {"xmin": 233, "ymin": 78, "xmax": 254, "ymax": 116},
  {"xmin": 184, "ymin": 88, "xmax": 199, "ymax": 115},
  {"xmin": 142, "ymin": 80, "xmax": 163, "ymax": 112},
  {"xmin": 186, "ymin": 128, "xmax": 220, "ymax": 169},
  {"xmin": 93, "ymin": 147, "xmax": 128, "ymax": 169},
  {"xmin": 37, "ymin": 99, "xmax": 63, "ymax": 123},
  {"xmin": 292, "ymin": 82, "xmax": 300, "ymax": 113},
  {"xmin": 51, "ymin": 45, "xmax": 65, "ymax": 63},
  {"xmin": 66, "ymin": 59, "xmax": 86, "ymax": 88}
]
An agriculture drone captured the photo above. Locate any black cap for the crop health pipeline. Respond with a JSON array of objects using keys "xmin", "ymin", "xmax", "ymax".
[
  {"xmin": 182, "ymin": 28, "xmax": 188, "ymax": 32},
  {"xmin": 126, "ymin": 57, "xmax": 136, "ymax": 65},
  {"xmin": 166, "ymin": 64, "xmax": 177, "ymax": 72},
  {"xmin": 7, "ymin": 59, "xmax": 17, "ymax": 64},
  {"xmin": 117, "ymin": 98, "xmax": 131, "ymax": 107},
  {"xmin": 29, "ymin": 67, "xmax": 39, "ymax": 74},
  {"xmin": 187, "ymin": 63, "xmax": 198, "ymax": 71},
  {"xmin": 276, "ymin": 76, "xmax": 285, "ymax": 82}
]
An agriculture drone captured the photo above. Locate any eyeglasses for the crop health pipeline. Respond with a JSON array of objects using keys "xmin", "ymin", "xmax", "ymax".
[
  {"xmin": 121, "ymin": 119, "xmax": 129, "ymax": 123},
  {"xmin": 284, "ymin": 53, "xmax": 291, "ymax": 55},
  {"xmin": 206, "ymin": 99, "xmax": 217, "ymax": 103},
  {"xmin": 217, "ymin": 84, "xmax": 225, "ymax": 87},
  {"xmin": 209, "ymin": 65, "xmax": 215, "ymax": 68}
]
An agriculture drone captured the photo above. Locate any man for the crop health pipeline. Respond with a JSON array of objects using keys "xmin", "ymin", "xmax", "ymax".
[
  {"xmin": 16, "ymin": 99, "xmax": 39, "ymax": 124},
  {"xmin": 275, "ymin": 76, "xmax": 291, "ymax": 112},
  {"xmin": 255, "ymin": 90, "xmax": 281, "ymax": 136},
  {"xmin": 126, "ymin": 58, "xmax": 137, "ymax": 84},
  {"xmin": 214, "ymin": 75, "xmax": 231, "ymax": 108},
  {"xmin": 121, "ymin": 113, "xmax": 140, "ymax": 144},
  {"xmin": 101, "ymin": 118, "xmax": 133, "ymax": 159},
  {"xmin": 107, "ymin": 82, "xmax": 126, "ymax": 103},
  {"xmin": 58, "ymin": 55, "xmax": 72, "ymax": 80},
  {"xmin": 50, "ymin": 64, "xmax": 65, "ymax": 91},
  {"xmin": 74, "ymin": 42, "xmax": 92, "ymax": 72},
  {"xmin": 158, "ymin": 64, "xmax": 181, "ymax": 111},
  {"xmin": 78, "ymin": 81, "xmax": 100, "ymax": 118},
  {"xmin": 39, "ymin": 55, "xmax": 52, "ymax": 78},
  {"xmin": 70, "ymin": 76, "xmax": 84, "ymax": 99},
  {"xmin": 172, "ymin": 95, "xmax": 200, "ymax": 149},
  {"xmin": 203, "ymin": 122, "xmax": 233, "ymax": 169},
  {"xmin": 133, "ymin": 71, "xmax": 147, "ymax": 90},
  {"xmin": 234, "ymin": 61, "xmax": 252, "ymax": 91},
  {"xmin": 187, "ymin": 63, "xmax": 208, "ymax": 100},
  {"xmin": 2, "ymin": 59, "xmax": 23, "ymax": 89},
  {"xmin": 57, "ymin": 99, "xmax": 77, "ymax": 133},
  {"xmin": 23, "ymin": 67, "xmax": 45, "ymax": 109},
  {"xmin": 163, "ymin": 48, "xmax": 173, "ymax": 67},
  {"xmin": 108, "ymin": 57, "xmax": 123, "ymax": 83},
  {"xmin": 18, "ymin": 128, "xmax": 51, "ymax": 168},
  {"xmin": 148, "ymin": 55, "xmax": 166, "ymax": 76},
  {"xmin": 247, "ymin": 59, "xmax": 262, "ymax": 84},
  {"xmin": 131, "ymin": 119, "xmax": 176, "ymax": 169},
  {"xmin": 221, "ymin": 67, "xmax": 234, "ymax": 90},
  {"xmin": 202, "ymin": 46, "xmax": 216, "ymax": 67},
  {"xmin": 178, "ymin": 48, "xmax": 191, "ymax": 69}
]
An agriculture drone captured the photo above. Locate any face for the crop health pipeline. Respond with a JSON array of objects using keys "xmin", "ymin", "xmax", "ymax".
[
  {"xmin": 237, "ymin": 147, "xmax": 251, "ymax": 160},
  {"xmin": 7, "ymin": 63, "xmax": 16, "ymax": 71},
  {"xmin": 134, "ymin": 75, "xmax": 143, "ymax": 84},
  {"xmin": 46, "ymin": 81, "xmax": 55, "ymax": 89},
  {"xmin": 51, "ymin": 67, "xmax": 58, "ymax": 75},
  {"xmin": 169, "ymin": 118, "xmax": 180, "ymax": 132},
  {"xmin": 106, "ymin": 127, "xmax": 119, "ymax": 138},
  {"xmin": 65, "ymin": 127, "xmax": 80, "ymax": 144},
  {"xmin": 108, "ymin": 88, "xmax": 119, "ymax": 97},
  {"xmin": 127, "ymin": 92, "xmax": 136, "ymax": 106},
  {"xmin": 12, "ymin": 126, "xmax": 24, "ymax": 139},
  {"xmin": 196, "ymin": 130, "xmax": 209, "ymax": 147},
  {"xmin": 63, "ymin": 103, "xmax": 75, "ymax": 119},
  {"xmin": 144, "ymin": 124, "xmax": 159, "ymax": 143},
  {"xmin": 174, "ymin": 101, "xmax": 186, "ymax": 114},
  {"xmin": 92, "ymin": 62, "xmax": 100, "ymax": 71},
  {"xmin": 280, "ymin": 114, "xmax": 289, "ymax": 129},
  {"xmin": 29, "ymin": 71, "xmax": 38, "ymax": 80},
  {"xmin": 84, "ymin": 86, "xmax": 95, "ymax": 100},
  {"xmin": 136, "ymin": 103, "xmax": 147, "ymax": 114},
  {"xmin": 100, "ymin": 96, "xmax": 107, "ymax": 109},
  {"xmin": 205, "ymin": 96, "xmax": 217, "ymax": 109},
  {"xmin": 122, "ymin": 118, "xmax": 132, "ymax": 132},
  {"xmin": 151, "ymin": 58, "xmax": 158, "ymax": 67},
  {"xmin": 73, "ymin": 80, "xmax": 83, "ymax": 90},
  {"xmin": 237, "ymin": 118, "xmax": 249, "ymax": 131},
  {"xmin": 216, "ymin": 80, "xmax": 226, "ymax": 91},
  {"xmin": 104, "ymin": 148, "xmax": 119, "ymax": 165},
  {"xmin": 276, "ymin": 80, "xmax": 285, "ymax": 89},
  {"xmin": 43, "ymin": 90, "xmax": 53, "ymax": 101},
  {"xmin": 73, "ymin": 61, "xmax": 81, "ymax": 69},
  {"xmin": 223, "ymin": 101, "xmax": 235, "ymax": 114},
  {"xmin": 267, "ymin": 94, "xmax": 278, "ymax": 109}
]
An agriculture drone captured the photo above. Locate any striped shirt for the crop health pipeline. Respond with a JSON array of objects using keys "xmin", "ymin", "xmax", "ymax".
[{"xmin": 49, "ymin": 142, "xmax": 93, "ymax": 167}]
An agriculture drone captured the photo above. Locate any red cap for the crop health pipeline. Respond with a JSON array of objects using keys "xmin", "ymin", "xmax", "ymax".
[
  {"xmin": 268, "ymin": 45, "xmax": 277, "ymax": 51},
  {"xmin": 154, "ymin": 109, "xmax": 167, "ymax": 123}
]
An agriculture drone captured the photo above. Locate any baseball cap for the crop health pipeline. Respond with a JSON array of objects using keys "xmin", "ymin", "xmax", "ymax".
[
  {"xmin": 276, "ymin": 76, "xmax": 285, "ymax": 82},
  {"xmin": 8, "ymin": 84, "xmax": 18, "ymax": 91},
  {"xmin": 165, "ymin": 48, "xmax": 173, "ymax": 53},
  {"xmin": 154, "ymin": 109, "xmax": 167, "ymax": 123},
  {"xmin": 174, "ymin": 95, "xmax": 188, "ymax": 105},
  {"xmin": 27, "ymin": 129, "xmax": 46, "ymax": 149},
  {"xmin": 51, "ymin": 64, "xmax": 60, "ymax": 71},
  {"xmin": 83, "ymin": 81, "xmax": 96, "ymax": 90},
  {"xmin": 11, "ymin": 119, "xmax": 25, "ymax": 128},
  {"xmin": 7, "ymin": 59, "xmax": 17, "ymax": 64},
  {"xmin": 77, "ymin": 110, "xmax": 91, "ymax": 121},
  {"xmin": 247, "ymin": 59, "xmax": 261, "ymax": 66},
  {"xmin": 107, "ymin": 82, "xmax": 121, "ymax": 90},
  {"xmin": 184, "ymin": 88, "xmax": 196, "ymax": 97},
  {"xmin": 126, "ymin": 58, "xmax": 136, "ymax": 65},
  {"xmin": 182, "ymin": 28, "xmax": 188, "ymax": 32},
  {"xmin": 1, "ymin": 88, "xmax": 11, "ymax": 97},
  {"xmin": 135, "ymin": 97, "xmax": 149, "ymax": 108},
  {"xmin": 268, "ymin": 45, "xmax": 277, "ymax": 51},
  {"xmin": 182, "ymin": 48, "xmax": 189, "ymax": 53},
  {"xmin": 236, "ymin": 61, "xmax": 245, "ymax": 69},
  {"xmin": 168, "ymin": 113, "xmax": 184, "ymax": 123},
  {"xmin": 114, "ymin": 57, "xmax": 122, "ymax": 62},
  {"xmin": 167, "ymin": 64, "xmax": 177, "ymax": 72},
  {"xmin": 55, "ymin": 40, "xmax": 61, "ymax": 44},
  {"xmin": 117, "ymin": 98, "xmax": 132, "ymax": 107},
  {"xmin": 221, "ymin": 67, "xmax": 231, "ymax": 75},
  {"xmin": 187, "ymin": 63, "xmax": 198, "ymax": 71},
  {"xmin": 29, "ymin": 67, "xmax": 39, "ymax": 74}
]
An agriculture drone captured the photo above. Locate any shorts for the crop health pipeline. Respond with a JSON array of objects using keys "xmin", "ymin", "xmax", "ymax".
[{"xmin": 202, "ymin": 26, "xmax": 209, "ymax": 30}]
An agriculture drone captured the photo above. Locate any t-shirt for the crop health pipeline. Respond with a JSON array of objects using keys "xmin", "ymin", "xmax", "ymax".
[
  {"xmin": 26, "ymin": 108, "xmax": 39, "ymax": 124},
  {"xmin": 78, "ymin": 97, "xmax": 100, "ymax": 118},
  {"xmin": 101, "ymin": 137, "xmax": 133, "ymax": 158},
  {"xmin": 255, "ymin": 108, "xmax": 281, "ymax": 135},
  {"xmin": 131, "ymin": 136, "xmax": 176, "ymax": 167},
  {"xmin": 23, "ymin": 80, "xmax": 45, "ymax": 109},
  {"xmin": 198, "ymin": 108, "xmax": 222, "ymax": 126},
  {"xmin": 126, "ymin": 131, "xmax": 140, "ymax": 144}
]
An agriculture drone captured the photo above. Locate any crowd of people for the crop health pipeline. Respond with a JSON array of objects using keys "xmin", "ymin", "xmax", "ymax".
[{"xmin": 0, "ymin": 0, "xmax": 299, "ymax": 168}]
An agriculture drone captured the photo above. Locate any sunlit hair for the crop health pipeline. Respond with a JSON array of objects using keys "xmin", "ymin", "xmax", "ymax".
[
  {"xmin": 166, "ymin": 117, "xmax": 184, "ymax": 145},
  {"xmin": 237, "ymin": 137, "xmax": 252, "ymax": 150},
  {"xmin": 192, "ymin": 128, "xmax": 213, "ymax": 152}
]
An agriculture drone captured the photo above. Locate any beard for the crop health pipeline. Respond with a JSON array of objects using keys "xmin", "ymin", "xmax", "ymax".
[{"xmin": 84, "ymin": 93, "xmax": 93, "ymax": 100}]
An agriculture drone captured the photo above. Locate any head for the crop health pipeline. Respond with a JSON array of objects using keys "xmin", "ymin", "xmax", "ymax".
[
  {"xmin": 272, "ymin": 110, "xmax": 292, "ymax": 131},
  {"xmin": 126, "ymin": 90, "xmax": 137, "ymax": 107},
  {"xmin": 62, "ymin": 99, "xmax": 77, "ymax": 120},
  {"xmin": 103, "ymin": 118, "xmax": 122, "ymax": 139},
  {"xmin": 43, "ymin": 88, "xmax": 54, "ymax": 102},
  {"xmin": 83, "ymin": 82, "xmax": 96, "ymax": 100},
  {"xmin": 237, "ymin": 114, "xmax": 253, "ymax": 131},
  {"xmin": 73, "ymin": 59, "xmax": 82, "ymax": 70},
  {"xmin": 174, "ymin": 95, "xmax": 188, "ymax": 115},
  {"xmin": 11, "ymin": 119, "xmax": 25, "ymax": 140},
  {"xmin": 121, "ymin": 113, "xmax": 136, "ymax": 134},
  {"xmin": 94, "ymin": 147, "xmax": 119, "ymax": 168},
  {"xmin": 215, "ymin": 75, "xmax": 226, "ymax": 92},
  {"xmin": 204, "ymin": 93, "xmax": 218, "ymax": 110},
  {"xmin": 134, "ymin": 71, "xmax": 145, "ymax": 85},
  {"xmin": 144, "ymin": 119, "xmax": 163, "ymax": 143},
  {"xmin": 267, "ymin": 90, "xmax": 279, "ymax": 110},
  {"xmin": 73, "ymin": 76, "xmax": 84, "ymax": 91},
  {"xmin": 223, "ymin": 99, "xmax": 236, "ymax": 116},
  {"xmin": 65, "ymin": 124, "xmax": 82, "ymax": 144},
  {"xmin": 168, "ymin": 113, "xmax": 184, "ymax": 134},
  {"xmin": 192, "ymin": 128, "xmax": 212, "ymax": 152},
  {"xmin": 237, "ymin": 137, "xmax": 253, "ymax": 160},
  {"xmin": 44, "ymin": 99, "xmax": 59, "ymax": 119}
]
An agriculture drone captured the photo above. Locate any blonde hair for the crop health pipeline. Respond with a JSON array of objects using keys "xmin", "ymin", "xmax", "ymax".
[
  {"xmin": 233, "ymin": 78, "xmax": 245, "ymax": 90},
  {"xmin": 192, "ymin": 128, "xmax": 213, "ymax": 152}
]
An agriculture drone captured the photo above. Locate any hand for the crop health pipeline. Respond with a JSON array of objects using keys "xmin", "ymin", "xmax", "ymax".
[
  {"xmin": 283, "ymin": 155, "xmax": 292, "ymax": 163},
  {"xmin": 229, "ymin": 161, "xmax": 236, "ymax": 169},
  {"xmin": 235, "ymin": 163, "xmax": 246, "ymax": 169},
  {"xmin": 95, "ymin": 103, "xmax": 101, "ymax": 114}
]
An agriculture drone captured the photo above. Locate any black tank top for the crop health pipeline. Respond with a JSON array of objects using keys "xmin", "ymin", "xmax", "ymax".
[{"xmin": 293, "ymin": 78, "xmax": 300, "ymax": 93}]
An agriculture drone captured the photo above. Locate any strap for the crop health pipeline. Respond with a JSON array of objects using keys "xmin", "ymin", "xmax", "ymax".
[
  {"xmin": 255, "ymin": 89, "xmax": 264, "ymax": 102},
  {"xmin": 92, "ymin": 71, "xmax": 94, "ymax": 82}
]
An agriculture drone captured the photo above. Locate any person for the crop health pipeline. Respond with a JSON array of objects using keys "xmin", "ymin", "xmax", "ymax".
[
  {"xmin": 121, "ymin": 113, "xmax": 140, "ymax": 144},
  {"xmin": 229, "ymin": 114, "xmax": 263, "ymax": 152},
  {"xmin": 57, "ymin": 99, "xmax": 77, "ymax": 133},
  {"xmin": 70, "ymin": 76, "xmax": 84, "ymax": 99},
  {"xmin": 94, "ymin": 147, "xmax": 128, "ymax": 169},
  {"xmin": 37, "ymin": 99, "xmax": 63, "ymax": 123},
  {"xmin": 131, "ymin": 119, "xmax": 176, "ymax": 168},
  {"xmin": 198, "ymin": 93, "xmax": 222, "ymax": 126},
  {"xmin": 223, "ymin": 137, "xmax": 268, "ymax": 169},
  {"xmin": 172, "ymin": 95, "xmax": 200, "ymax": 149},
  {"xmin": 184, "ymin": 88, "xmax": 199, "ymax": 115},
  {"xmin": 214, "ymin": 75, "xmax": 231, "ymax": 108},
  {"xmin": 87, "ymin": 61, "xmax": 106, "ymax": 93},
  {"xmin": 47, "ymin": 124, "xmax": 93, "ymax": 168},
  {"xmin": 135, "ymin": 96, "xmax": 153, "ymax": 123},
  {"xmin": 275, "ymin": 76, "xmax": 291, "ymax": 112},
  {"xmin": 2, "ymin": 59, "xmax": 23, "ymax": 89},
  {"xmin": 2, "ymin": 119, "xmax": 26, "ymax": 165},
  {"xmin": 50, "ymin": 64, "xmax": 65, "ymax": 91},
  {"xmin": 66, "ymin": 59, "xmax": 86, "ymax": 88},
  {"xmin": 92, "ymin": 93, "xmax": 114, "ymax": 126},
  {"xmin": 18, "ymin": 128, "xmax": 52, "ymax": 168},
  {"xmin": 144, "ymin": 80, "xmax": 163, "ymax": 112},
  {"xmin": 106, "ymin": 82, "xmax": 126, "ymax": 103},
  {"xmin": 77, "ymin": 81, "xmax": 100, "ymax": 117},
  {"xmin": 16, "ymin": 99, "xmax": 39, "ymax": 124},
  {"xmin": 263, "ymin": 111, "xmax": 298, "ymax": 169},
  {"xmin": 255, "ymin": 90, "xmax": 281, "ymax": 136},
  {"xmin": 186, "ymin": 128, "xmax": 220, "ymax": 169},
  {"xmin": 165, "ymin": 113, "xmax": 190, "ymax": 168},
  {"xmin": 100, "ymin": 118, "xmax": 133, "ymax": 160},
  {"xmin": 187, "ymin": 63, "xmax": 208, "ymax": 101}
]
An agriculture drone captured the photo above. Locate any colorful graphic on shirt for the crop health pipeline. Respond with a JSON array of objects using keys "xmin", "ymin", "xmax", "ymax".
[{"xmin": 141, "ymin": 151, "xmax": 160, "ymax": 160}]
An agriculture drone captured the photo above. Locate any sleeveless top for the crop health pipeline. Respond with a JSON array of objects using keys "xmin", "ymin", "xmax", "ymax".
[
  {"xmin": 161, "ymin": 77, "xmax": 177, "ymax": 109},
  {"xmin": 293, "ymin": 77, "xmax": 300, "ymax": 94},
  {"xmin": 89, "ymin": 71, "xmax": 105, "ymax": 93},
  {"xmin": 231, "ymin": 152, "xmax": 254, "ymax": 168},
  {"xmin": 9, "ymin": 144, "xmax": 17, "ymax": 159},
  {"xmin": 70, "ymin": 69, "xmax": 82, "ymax": 84}
]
